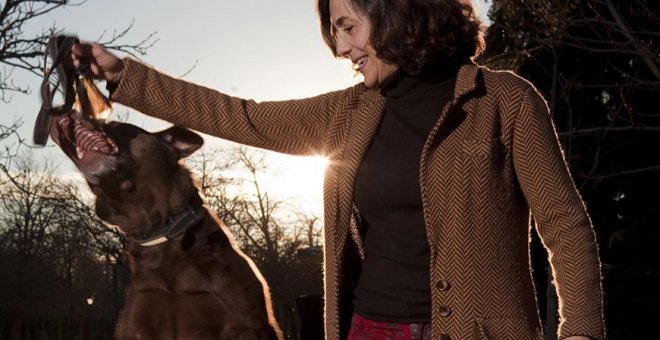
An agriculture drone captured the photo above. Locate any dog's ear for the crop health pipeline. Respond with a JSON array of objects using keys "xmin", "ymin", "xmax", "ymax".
[{"xmin": 155, "ymin": 126, "xmax": 204, "ymax": 159}]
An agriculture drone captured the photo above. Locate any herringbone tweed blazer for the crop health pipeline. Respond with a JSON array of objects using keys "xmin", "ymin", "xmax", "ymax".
[{"xmin": 111, "ymin": 59, "xmax": 605, "ymax": 340}]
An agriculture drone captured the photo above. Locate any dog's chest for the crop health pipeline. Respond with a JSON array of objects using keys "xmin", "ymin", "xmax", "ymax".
[
  {"xmin": 133, "ymin": 265, "xmax": 214, "ymax": 294},
  {"xmin": 129, "ymin": 244, "xmax": 220, "ymax": 293}
]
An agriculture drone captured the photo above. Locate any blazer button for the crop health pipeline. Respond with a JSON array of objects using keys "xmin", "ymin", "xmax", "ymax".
[
  {"xmin": 438, "ymin": 305, "xmax": 452, "ymax": 317},
  {"xmin": 436, "ymin": 280, "xmax": 450, "ymax": 291},
  {"xmin": 438, "ymin": 332, "xmax": 450, "ymax": 340}
]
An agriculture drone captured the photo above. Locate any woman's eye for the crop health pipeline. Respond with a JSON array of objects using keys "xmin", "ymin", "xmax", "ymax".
[{"xmin": 344, "ymin": 26, "xmax": 353, "ymax": 34}]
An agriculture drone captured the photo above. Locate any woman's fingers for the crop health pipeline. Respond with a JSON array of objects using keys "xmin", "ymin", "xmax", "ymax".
[{"xmin": 70, "ymin": 42, "xmax": 124, "ymax": 83}]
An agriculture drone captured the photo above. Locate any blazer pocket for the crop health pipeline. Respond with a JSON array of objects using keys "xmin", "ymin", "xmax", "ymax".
[{"xmin": 461, "ymin": 136, "xmax": 506, "ymax": 158}]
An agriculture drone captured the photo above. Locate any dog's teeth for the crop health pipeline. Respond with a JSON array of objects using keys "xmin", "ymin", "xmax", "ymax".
[{"xmin": 76, "ymin": 146, "xmax": 85, "ymax": 160}]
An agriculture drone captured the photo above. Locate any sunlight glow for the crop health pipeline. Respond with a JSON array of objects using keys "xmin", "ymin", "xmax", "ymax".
[{"xmin": 268, "ymin": 154, "xmax": 329, "ymax": 216}]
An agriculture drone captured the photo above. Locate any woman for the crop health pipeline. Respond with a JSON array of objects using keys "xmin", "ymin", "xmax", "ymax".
[{"xmin": 70, "ymin": 0, "xmax": 604, "ymax": 339}]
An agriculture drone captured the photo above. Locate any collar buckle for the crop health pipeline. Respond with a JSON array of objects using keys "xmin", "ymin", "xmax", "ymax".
[{"xmin": 135, "ymin": 194, "xmax": 205, "ymax": 247}]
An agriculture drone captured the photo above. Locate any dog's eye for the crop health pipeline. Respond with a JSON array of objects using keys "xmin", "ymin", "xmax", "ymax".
[{"xmin": 120, "ymin": 180, "xmax": 134, "ymax": 191}]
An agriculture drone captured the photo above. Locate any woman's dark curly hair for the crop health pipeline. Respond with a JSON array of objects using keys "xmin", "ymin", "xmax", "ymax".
[{"xmin": 318, "ymin": 0, "xmax": 486, "ymax": 74}]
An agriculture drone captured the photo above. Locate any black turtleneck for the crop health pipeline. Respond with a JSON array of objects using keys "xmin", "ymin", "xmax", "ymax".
[{"xmin": 352, "ymin": 65, "xmax": 457, "ymax": 323}]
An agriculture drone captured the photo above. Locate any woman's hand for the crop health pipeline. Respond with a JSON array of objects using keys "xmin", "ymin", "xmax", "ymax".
[
  {"xmin": 564, "ymin": 336, "xmax": 592, "ymax": 340},
  {"xmin": 70, "ymin": 42, "xmax": 124, "ymax": 85}
]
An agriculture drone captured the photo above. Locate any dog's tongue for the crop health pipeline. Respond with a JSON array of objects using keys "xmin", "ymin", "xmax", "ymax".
[{"xmin": 73, "ymin": 120, "xmax": 117, "ymax": 159}]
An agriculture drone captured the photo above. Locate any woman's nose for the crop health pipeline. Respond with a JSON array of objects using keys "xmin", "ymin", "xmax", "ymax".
[{"xmin": 335, "ymin": 37, "xmax": 350, "ymax": 58}]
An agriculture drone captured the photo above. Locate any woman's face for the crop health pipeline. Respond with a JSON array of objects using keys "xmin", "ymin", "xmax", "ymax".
[{"xmin": 329, "ymin": 0, "xmax": 397, "ymax": 89}]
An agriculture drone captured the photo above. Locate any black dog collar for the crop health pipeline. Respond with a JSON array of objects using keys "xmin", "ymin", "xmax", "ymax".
[{"xmin": 135, "ymin": 193, "xmax": 206, "ymax": 247}]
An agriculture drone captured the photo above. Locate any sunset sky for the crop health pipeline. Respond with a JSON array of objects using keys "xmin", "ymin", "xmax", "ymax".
[{"xmin": 1, "ymin": 0, "xmax": 491, "ymax": 215}]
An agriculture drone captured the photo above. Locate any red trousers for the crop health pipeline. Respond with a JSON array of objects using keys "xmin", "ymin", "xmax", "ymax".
[{"xmin": 347, "ymin": 313, "xmax": 432, "ymax": 340}]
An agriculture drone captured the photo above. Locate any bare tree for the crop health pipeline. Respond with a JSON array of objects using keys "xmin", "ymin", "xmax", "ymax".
[
  {"xmin": 484, "ymin": 0, "xmax": 659, "ymax": 181},
  {"xmin": 189, "ymin": 146, "xmax": 321, "ymax": 266},
  {"xmin": 187, "ymin": 147, "xmax": 240, "ymax": 217},
  {"xmin": 0, "ymin": 154, "xmax": 70, "ymax": 338},
  {"xmin": 188, "ymin": 146, "xmax": 324, "ymax": 339},
  {"xmin": 0, "ymin": 121, "xmax": 24, "ymax": 182},
  {"xmin": 0, "ymin": 151, "xmax": 125, "ymax": 339},
  {"xmin": 298, "ymin": 212, "xmax": 321, "ymax": 249},
  {"xmin": 0, "ymin": 0, "xmax": 158, "ymax": 102},
  {"xmin": 0, "ymin": 0, "xmax": 158, "ymax": 198}
]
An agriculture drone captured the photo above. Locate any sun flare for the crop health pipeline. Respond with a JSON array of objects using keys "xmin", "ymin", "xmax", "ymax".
[{"xmin": 268, "ymin": 154, "xmax": 329, "ymax": 215}]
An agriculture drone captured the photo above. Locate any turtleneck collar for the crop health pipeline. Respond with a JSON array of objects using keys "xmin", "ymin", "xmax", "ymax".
[{"xmin": 379, "ymin": 61, "xmax": 463, "ymax": 98}]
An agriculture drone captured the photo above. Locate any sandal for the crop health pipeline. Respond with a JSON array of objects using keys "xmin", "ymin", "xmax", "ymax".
[{"xmin": 34, "ymin": 34, "xmax": 111, "ymax": 146}]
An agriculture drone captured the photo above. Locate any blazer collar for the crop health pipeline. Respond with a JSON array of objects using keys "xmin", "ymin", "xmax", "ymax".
[{"xmin": 453, "ymin": 62, "xmax": 481, "ymax": 101}]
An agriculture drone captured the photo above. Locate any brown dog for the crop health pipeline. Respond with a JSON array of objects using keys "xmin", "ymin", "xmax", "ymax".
[{"xmin": 49, "ymin": 111, "xmax": 282, "ymax": 340}]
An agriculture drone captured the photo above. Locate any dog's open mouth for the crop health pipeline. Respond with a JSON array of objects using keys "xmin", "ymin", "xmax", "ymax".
[
  {"xmin": 55, "ymin": 113, "xmax": 118, "ymax": 161},
  {"xmin": 59, "ymin": 116, "xmax": 118, "ymax": 159}
]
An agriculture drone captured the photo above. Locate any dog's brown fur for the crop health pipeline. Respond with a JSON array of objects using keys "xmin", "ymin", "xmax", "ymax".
[{"xmin": 50, "ymin": 112, "xmax": 282, "ymax": 340}]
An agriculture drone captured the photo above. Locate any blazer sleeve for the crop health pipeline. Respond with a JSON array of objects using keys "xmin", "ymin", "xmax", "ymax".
[
  {"xmin": 511, "ymin": 85, "xmax": 605, "ymax": 340},
  {"xmin": 109, "ymin": 58, "xmax": 361, "ymax": 156}
]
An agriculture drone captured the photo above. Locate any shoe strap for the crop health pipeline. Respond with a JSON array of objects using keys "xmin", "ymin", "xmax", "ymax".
[{"xmin": 33, "ymin": 34, "xmax": 78, "ymax": 146}]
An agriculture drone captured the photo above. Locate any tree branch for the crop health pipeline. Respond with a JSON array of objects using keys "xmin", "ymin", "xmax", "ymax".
[
  {"xmin": 604, "ymin": 0, "xmax": 660, "ymax": 80},
  {"xmin": 579, "ymin": 164, "xmax": 660, "ymax": 180}
]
